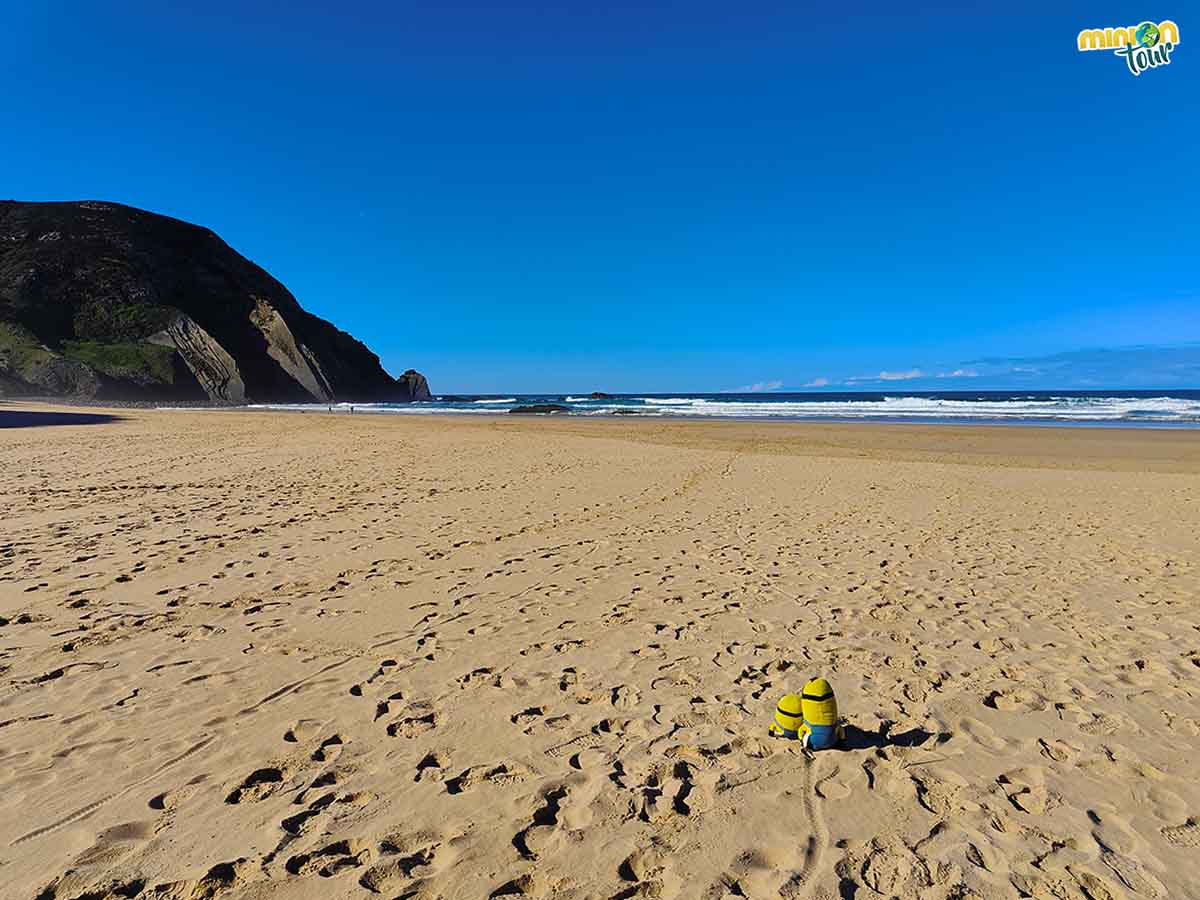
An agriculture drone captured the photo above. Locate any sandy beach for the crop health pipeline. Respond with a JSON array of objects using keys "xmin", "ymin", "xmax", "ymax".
[{"xmin": 2, "ymin": 403, "xmax": 1198, "ymax": 900}]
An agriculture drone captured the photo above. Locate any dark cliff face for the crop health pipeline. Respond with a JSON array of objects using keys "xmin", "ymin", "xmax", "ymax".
[{"xmin": 0, "ymin": 200, "xmax": 428, "ymax": 402}]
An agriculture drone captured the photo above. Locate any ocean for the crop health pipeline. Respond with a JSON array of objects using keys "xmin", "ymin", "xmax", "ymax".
[{"xmin": 248, "ymin": 390, "xmax": 1200, "ymax": 427}]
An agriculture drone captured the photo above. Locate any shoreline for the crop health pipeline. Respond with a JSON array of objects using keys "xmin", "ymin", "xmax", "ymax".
[
  {"xmin": 4, "ymin": 399, "xmax": 1199, "ymax": 473},
  {"xmin": 7, "ymin": 393, "xmax": 1200, "ymax": 430}
]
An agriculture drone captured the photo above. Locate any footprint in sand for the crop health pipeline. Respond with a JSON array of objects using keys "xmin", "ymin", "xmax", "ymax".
[
  {"xmin": 705, "ymin": 837, "xmax": 819, "ymax": 900},
  {"xmin": 279, "ymin": 787, "xmax": 372, "ymax": 839},
  {"xmin": 1037, "ymin": 737, "xmax": 1080, "ymax": 763},
  {"xmin": 545, "ymin": 732, "xmax": 605, "ymax": 760},
  {"xmin": 149, "ymin": 774, "xmax": 208, "ymax": 811},
  {"xmin": 286, "ymin": 838, "xmax": 374, "ymax": 877},
  {"xmin": 861, "ymin": 750, "xmax": 916, "ymax": 800},
  {"xmin": 415, "ymin": 751, "xmax": 449, "ymax": 783},
  {"xmin": 361, "ymin": 828, "xmax": 460, "ymax": 894},
  {"xmin": 611, "ymin": 684, "xmax": 641, "ymax": 709},
  {"xmin": 838, "ymin": 837, "xmax": 942, "ymax": 897},
  {"xmin": 568, "ymin": 748, "xmax": 608, "ymax": 771},
  {"xmin": 312, "ymin": 734, "xmax": 344, "ymax": 762},
  {"xmin": 998, "ymin": 766, "xmax": 1054, "ymax": 816},
  {"xmin": 1088, "ymin": 806, "xmax": 1143, "ymax": 856},
  {"xmin": 225, "ymin": 762, "xmax": 295, "ymax": 804},
  {"xmin": 619, "ymin": 847, "xmax": 682, "ymax": 899},
  {"xmin": 386, "ymin": 709, "xmax": 439, "ymax": 738},
  {"xmin": 513, "ymin": 784, "xmax": 572, "ymax": 860},
  {"xmin": 284, "ymin": 719, "xmax": 325, "ymax": 743},
  {"xmin": 669, "ymin": 761, "xmax": 719, "ymax": 817},
  {"xmin": 1161, "ymin": 817, "xmax": 1200, "ymax": 848},
  {"xmin": 911, "ymin": 769, "xmax": 979, "ymax": 816},
  {"xmin": 282, "ymin": 792, "xmax": 338, "ymax": 836},
  {"xmin": 445, "ymin": 760, "xmax": 534, "ymax": 795},
  {"xmin": 1098, "ymin": 847, "xmax": 1166, "ymax": 897},
  {"xmin": 294, "ymin": 767, "xmax": 353, "ymax": 805},
  {"xmin": 457, "ymin": 666, "xmax": 502, "ymax": 688},
  {"xmin": 956, "ymin": 716, "xmax": 1009, "ymax": 752},
  {"xmin": 1078, "ymin": 712, "xmax": 1134, "ymax": 736},
  {"xmin": 813, "ymin": 763, "xmax": 852, "ymax": 801},
  {"xmin": 373, "ymin": 692, "xmax": 405, "ymax": 721},
  {"xmin": 510, "ymin": 706, "xmax": 545, "ymax": 729},
  {"xmin": 983, "ymin": 687, "xmax": 1046, "ymax": 712}
]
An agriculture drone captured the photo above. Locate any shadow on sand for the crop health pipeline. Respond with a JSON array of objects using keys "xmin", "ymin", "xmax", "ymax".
[
  {"xmin": 0, "ymin": 409, "xmax": 125, "ymax": 429},
  {"xmin": 842, "ymin": 723, "xmax": 951, "ymax": 751}
]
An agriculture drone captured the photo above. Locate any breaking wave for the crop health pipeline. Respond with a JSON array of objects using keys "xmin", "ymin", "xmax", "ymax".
[{"xmin": 231, "ymin": 392, "xmax": 1200, "ymax": 426}]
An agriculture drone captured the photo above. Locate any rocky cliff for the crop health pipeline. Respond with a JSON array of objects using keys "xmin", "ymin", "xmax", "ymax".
[
  {"xmin": 396, "ymin": 369, "xmax": 432, "ymax": 402},
  {"xmin": 0, "ymin": 201, "xmax": 429, "ymax": 403}
]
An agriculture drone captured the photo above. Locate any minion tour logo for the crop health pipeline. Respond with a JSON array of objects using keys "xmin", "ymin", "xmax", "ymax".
[{"xmin": 1077, "ymin": 19, "xmax": 1181, "ymax": 75}]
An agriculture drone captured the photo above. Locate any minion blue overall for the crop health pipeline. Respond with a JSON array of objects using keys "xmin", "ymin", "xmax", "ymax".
[{"xmin": 798, "ymin": 677, "xmax": 845, "ymax": 750}]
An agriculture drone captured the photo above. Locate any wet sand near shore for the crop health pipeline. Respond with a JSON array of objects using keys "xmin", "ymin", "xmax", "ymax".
[{"xmin": 2, "ymin": 403, "xmax": 1198, "ymax": 900}]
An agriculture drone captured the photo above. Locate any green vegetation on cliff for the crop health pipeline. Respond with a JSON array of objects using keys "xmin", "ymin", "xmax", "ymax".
[
  {"xmin": 0, "ymin": 321, "xmax": 100, "ymax": 396},
  {"xmin": 1, "ymin": 323, "xmax": 178, "ymax": 395},
  {"xmin": 0, "ymin": 321, "xmax": 51, "ymax": 368},
  {"xmin": 71, "ymin": 301, "xmax": 178, "ymax": 344},
  {"xmin": 60, "ymin": 339, "xmax": 177, "ymax": 383}
]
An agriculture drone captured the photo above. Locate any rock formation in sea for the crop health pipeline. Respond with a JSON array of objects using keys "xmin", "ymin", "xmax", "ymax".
[
  {"xmin": 0, "ymin": 200, "xmax": 429, "ymax": 403},
  {"xmin": 396, "ymin": 369, "xmax": 432, "ymax": 402},
  {"xmin": 509, "ymin": 404, "xmax": 569, "ymax": 414}
]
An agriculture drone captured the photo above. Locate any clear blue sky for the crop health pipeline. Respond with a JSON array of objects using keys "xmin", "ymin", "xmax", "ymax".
[{"xmin": 3, "ymin": 2, "xmax": 1197, "ymax": 392}]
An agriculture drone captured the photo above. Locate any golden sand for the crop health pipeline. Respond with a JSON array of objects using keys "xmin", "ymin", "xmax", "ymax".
[{"xmin": 1, "ymin": 404, "xmax": 1198, "ymax": 899}]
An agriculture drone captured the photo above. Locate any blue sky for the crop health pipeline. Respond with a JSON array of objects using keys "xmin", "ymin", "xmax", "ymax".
[{"xmin": 3, "ymin": 2, "xmax": 1197, "ymax": 392}]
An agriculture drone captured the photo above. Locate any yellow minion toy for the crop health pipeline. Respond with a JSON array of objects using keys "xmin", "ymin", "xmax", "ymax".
[
  {"xmin": 798, "ymin": 677, "xmax": 845, "ymax": 750},
  {"xmin": 768, "ymin": 693, "xmax": 804, "ymax": 739}
]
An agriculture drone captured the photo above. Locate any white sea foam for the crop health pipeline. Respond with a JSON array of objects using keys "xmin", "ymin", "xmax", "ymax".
[
  {"xmin": 212, "ymin": 394, "xmax": 1200, "ymax": 425},
  {"xmin": 627, "ymin": 395, "xmax": 1200, "ymax": 421}
]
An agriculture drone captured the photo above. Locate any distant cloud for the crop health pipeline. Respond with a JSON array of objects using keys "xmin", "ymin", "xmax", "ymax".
[
  {"xmin": 728, "ymin": 379, "xmax": 783, "ymax": 393},
  {"xmin": 936, "ymin": 368, "xmax": 978, "ymax": 378},
  {"xmin": 803, "ymin": 377, "xmax": 830, "ymax": 388},
  {"xmin": 847, "ymin": 368, "xmax": 923, "ymax": 384}
]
